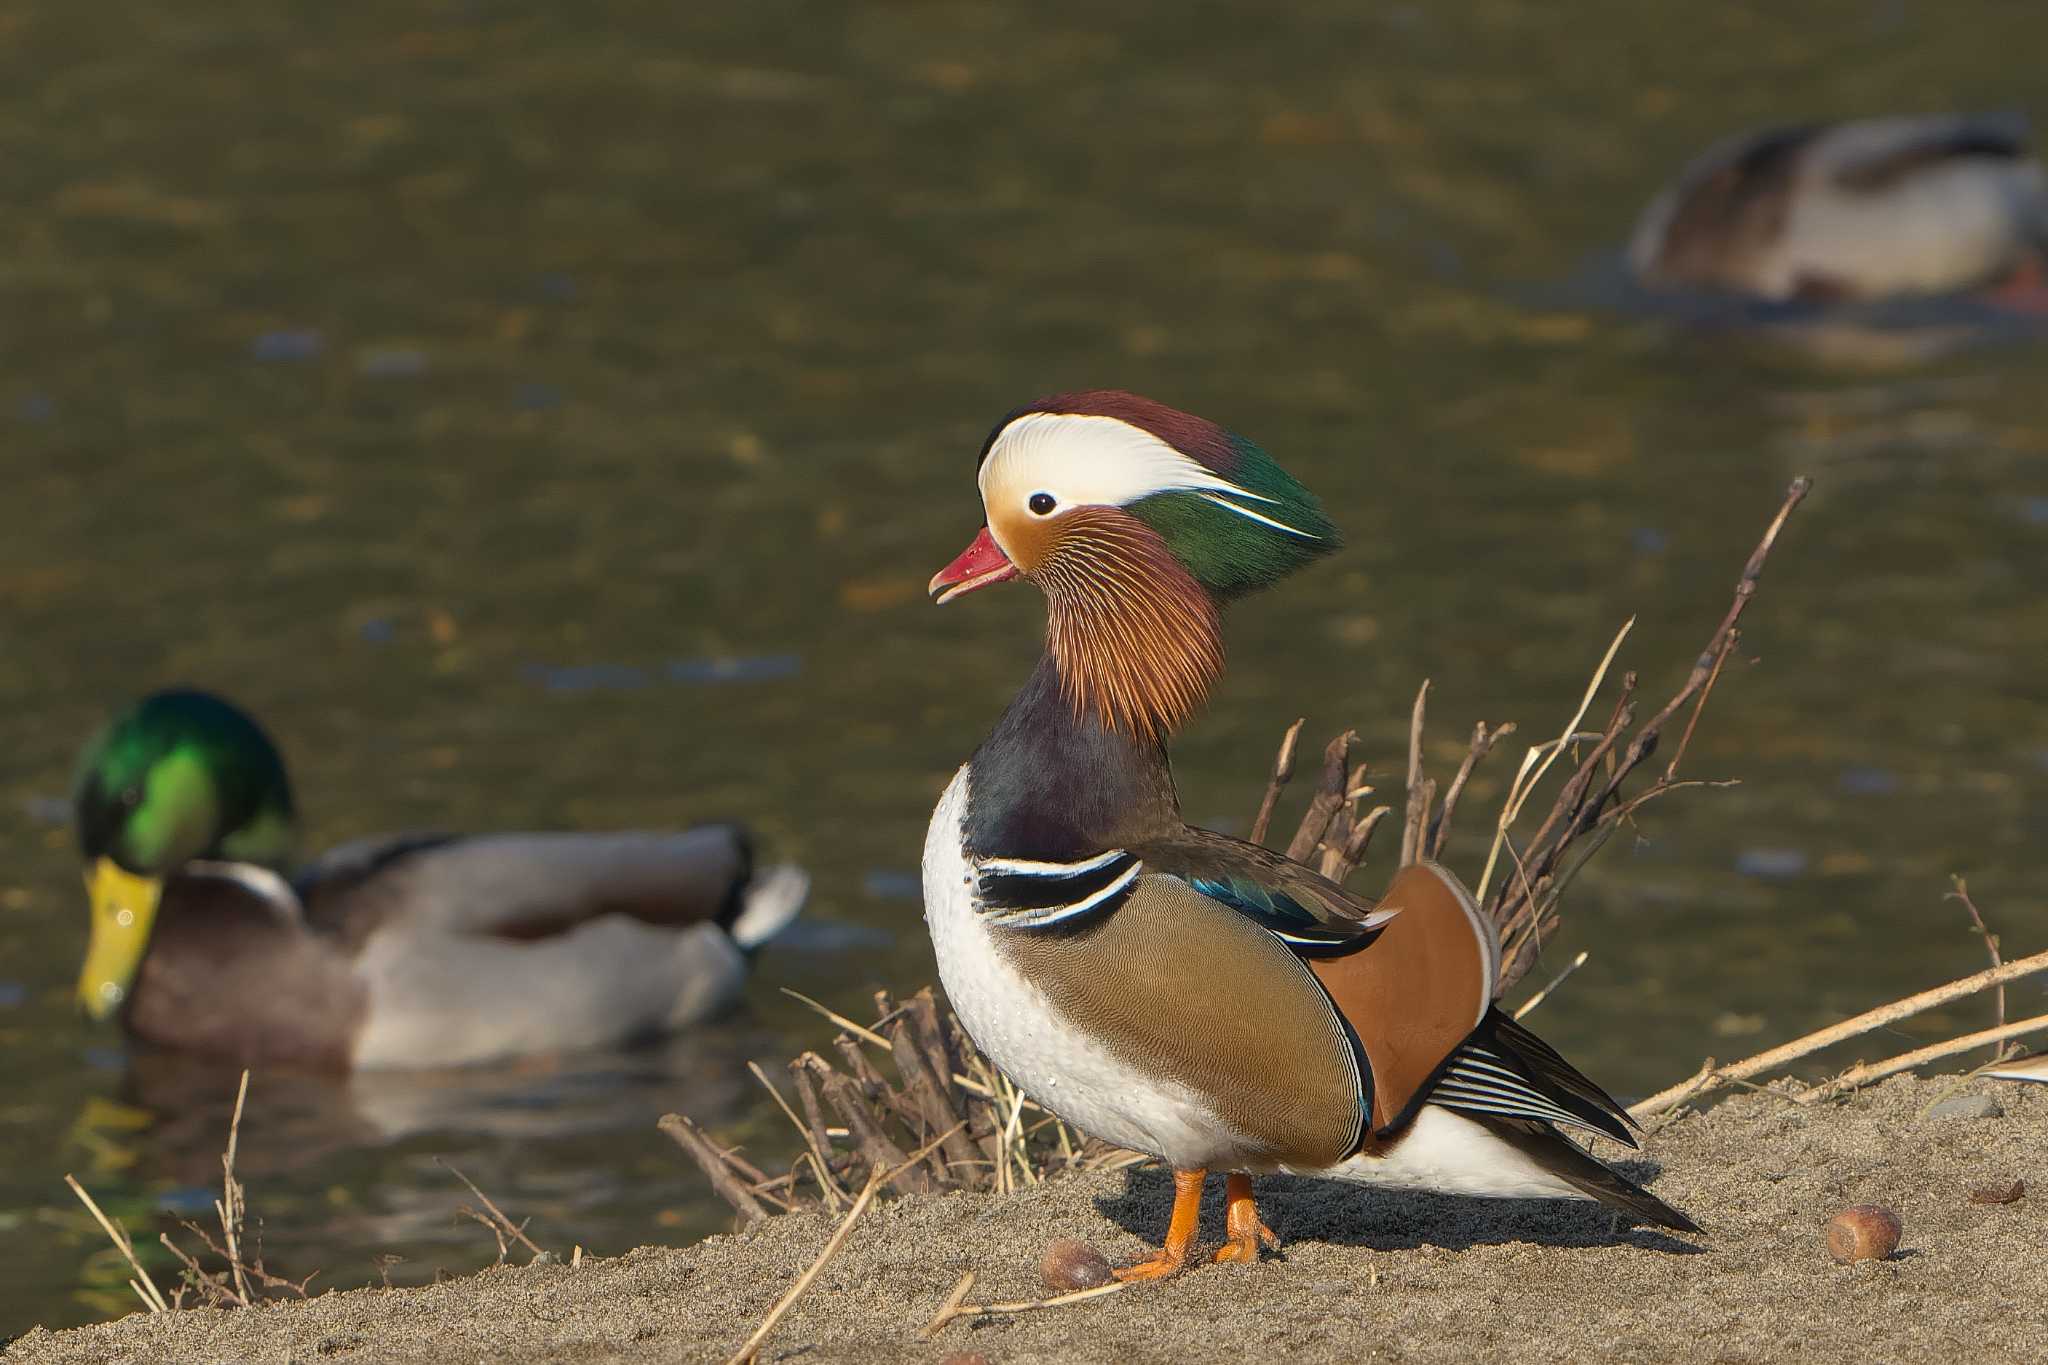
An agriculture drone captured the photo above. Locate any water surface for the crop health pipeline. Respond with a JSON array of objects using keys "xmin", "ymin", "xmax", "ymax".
[{"xmin": 3, "ymin": 0, "xmax": 2046, "ymax": 1334}]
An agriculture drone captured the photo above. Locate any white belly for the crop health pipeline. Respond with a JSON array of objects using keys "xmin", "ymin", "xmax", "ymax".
[
  {"xmin": 921, "ymin": 767, "xmax": 1237, "ymax": 1167},
  {"xmin": 1302, "ymin": 1105, "xmax": 1587, "ymax": 1200}
]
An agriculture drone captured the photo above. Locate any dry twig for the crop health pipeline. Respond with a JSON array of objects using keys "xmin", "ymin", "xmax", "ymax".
[
  {"xmin": 1249, "ymin": 718, "xmax": 1305, "ymax": 845},
  {"xmin": 1794, "ymin": 1012, "xmax": 2048, "ymax": 1105},
  {"xmin": 921, "ymin": 1268, "xmax": 1132, "ymax": 1337},
  {"xmin": 1947, "ymin": 876, "xmax": 2010, "ymax": 1052},
  {"xmin": 64, "ymin": 1174, "xmax": 170, "ymax": 1314},
  {"xmin": 218, "ymin": 1070, "xmax": 253, "ymax": 1304},
  {"xmin": 1511, "ymin": 950, "xmax": 1589, "ymax": 1020},
  {"xmin": 1399, "ymin": 681, "xmax": 1431, "ymax": 867},
  {"xmin": 722, "ymin": 1166, "xmax": 886, "ymax": 1365},
  {"xmin": 672, "ymin": 988, "xmax": 1106, "ymax": 1221},
  {"xmin": 659, "ymin": 1115, "xmax": 771, "ymax": 1224},
  {"xmin": 1632, "ymin": 946, "xmax": 2048, "ymax": 1117},
  {"xmin": 437, "ymin": 1159, "xmax": 545, "ymax": 1261}
]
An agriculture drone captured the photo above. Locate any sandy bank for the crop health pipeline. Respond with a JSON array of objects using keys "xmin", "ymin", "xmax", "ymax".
[{"xmin": 8, "ymin": 1073, "xmax": 2043, "ymax": 1364}]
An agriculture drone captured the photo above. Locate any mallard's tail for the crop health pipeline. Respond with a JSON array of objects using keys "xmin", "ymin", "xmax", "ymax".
[{"xmin": 729, "ymin": 864, "xmax": 808, "ymax": 951}]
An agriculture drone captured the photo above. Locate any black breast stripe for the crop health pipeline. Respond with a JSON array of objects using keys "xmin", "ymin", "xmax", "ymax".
[{"xmin": 976, "ymin": 850, "xmax": 1142, "ymax": 932}]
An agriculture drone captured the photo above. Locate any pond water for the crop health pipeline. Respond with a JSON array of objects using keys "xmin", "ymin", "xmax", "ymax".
[{"xmin": 2, "ymin": 0, "xmax": 2045, "ymax": 1336}]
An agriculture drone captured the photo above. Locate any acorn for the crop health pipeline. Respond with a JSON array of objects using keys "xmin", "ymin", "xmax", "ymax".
[
  {"xmin": 1040, "ymin": 1237, "xmax": 1114, "ymax": 1292},
  {"xmin": 1825, "ymin": 1204, "xmax": 1902, "ymax": 1263}
]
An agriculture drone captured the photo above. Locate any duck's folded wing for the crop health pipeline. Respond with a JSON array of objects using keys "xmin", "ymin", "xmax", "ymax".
[
  {"xmin": 1133, "ymin": 828, "xmax": 1395, "ymax": 954},
  {"xmin": 300, "ymin": 826, "xmax": 762, "ymax": 944},
  {"xmin": 1828, "ymin": 112, "xmax": 2033, "ymax": 192}
]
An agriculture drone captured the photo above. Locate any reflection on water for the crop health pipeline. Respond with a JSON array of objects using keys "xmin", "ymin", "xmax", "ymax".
[{"xmin": 3, "ymin": 0, "xmax": 2046, "ymax": 1337}]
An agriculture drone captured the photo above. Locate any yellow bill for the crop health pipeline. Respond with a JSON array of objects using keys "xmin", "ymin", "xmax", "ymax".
[{"xmin": 76, "ymin": 858, "xmax": 163, "ymax": 1020}]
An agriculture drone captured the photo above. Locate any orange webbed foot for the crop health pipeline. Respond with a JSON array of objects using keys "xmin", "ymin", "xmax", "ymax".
[
  {"xmin": 1114, "ymin": 1166, "xmax": 1206, "ymax": 1282},
  {"xmin": 1211, "ymin": 1172, "xmax": 1280, "ymax": 1265},
  {"xmin": 1112, "ymin": 1249, "xmax": 1189, "ymax": 1282}
]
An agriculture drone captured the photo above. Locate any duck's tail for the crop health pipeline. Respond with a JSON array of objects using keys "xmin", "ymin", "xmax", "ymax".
[
  {"xmin": 1471, "ymin": 1113, "xmax": 1701, "ymax": 1234},
  {"xmin": 728, "ymin": 864, "xmax": 809, "ymax": 951}
]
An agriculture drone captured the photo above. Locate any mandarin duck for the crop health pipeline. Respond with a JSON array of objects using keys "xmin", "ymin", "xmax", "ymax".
[
  {"xmin": 923, "ymin": 392, "xmax": 1696, "ymax": 1278},
  {"xmin": 72, "ymin": 689, "xmax": 807, "ymax": 1070},
  {"xmin": 1629, "ymin": 113, "xmax": 2048, "ymax": 307}
]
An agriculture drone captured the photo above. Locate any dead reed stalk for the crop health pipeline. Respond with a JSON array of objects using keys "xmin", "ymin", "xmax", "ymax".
[
  {"xmin": 1247, "ymin": 476, "xmax": 1810, "ymax": 994},
  {"xmin": 70, "ymin": 1071, "xmax": 316, "ymax": 1312},
  {"xmin": 665, "ymin": 987, "xmax": 1140, "ymax": 1222}
]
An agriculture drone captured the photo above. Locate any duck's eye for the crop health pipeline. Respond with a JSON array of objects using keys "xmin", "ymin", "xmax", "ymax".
[
  {"xmin": 117, "ymin": 785, "xmax": 142, "ymax": 810},
  {"xmin": 1027, "ymin": 492, "xmax": 1057, "ymax": 516}
]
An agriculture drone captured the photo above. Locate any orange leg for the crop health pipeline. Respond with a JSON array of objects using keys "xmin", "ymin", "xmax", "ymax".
[
  {"xmin": 1113, "ymin": 1167, "xmax": 1206, "ymax": 1281},
  {"xmin": 1211, "ymin": 1172, "xmax": 1280, "ymax": 1264}
]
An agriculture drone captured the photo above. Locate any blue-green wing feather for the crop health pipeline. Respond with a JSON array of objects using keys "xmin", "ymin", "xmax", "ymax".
[{"xmin": 1135, "ymin": 829, "xmax": 1385, "ymax": 957}]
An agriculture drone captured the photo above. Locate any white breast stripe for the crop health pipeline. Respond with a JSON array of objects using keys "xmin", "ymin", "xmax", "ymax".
[
  {"xmin": 983, "ymin": 859, "xmax": 1143, "ymax": 930},
  {"xmin": 979, "ymin": 848, "xmax": 1130, "ymax": 877}
]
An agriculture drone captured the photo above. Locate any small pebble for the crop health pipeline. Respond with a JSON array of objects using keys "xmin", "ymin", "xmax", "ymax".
[
  {"xmin": 1825, "ymin": 1204, "xmax": 1902, "ymax": 1264},
  {"xmin": 1969, "ymin": 1180, "xmax": 2025, "ymax": 1205},
  {"xmin": 1925, "ymin": 1094, "xmax": 2003, "ymax": 1121},
  {"xmin": 1039, "ymin": 1237, "xmax": 1113, "ymax": 1292}
]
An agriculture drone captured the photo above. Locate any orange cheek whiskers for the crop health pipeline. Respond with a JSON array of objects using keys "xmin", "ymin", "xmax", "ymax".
[{"xmin": 1035, "ymin": 509, "xmax": 1223, "ymax": 741}]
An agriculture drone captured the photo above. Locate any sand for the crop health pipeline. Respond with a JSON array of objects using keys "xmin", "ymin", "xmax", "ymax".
[{"xmin": 7, "ymin": 1073, "xmax": 2043, "ymax": 1365}]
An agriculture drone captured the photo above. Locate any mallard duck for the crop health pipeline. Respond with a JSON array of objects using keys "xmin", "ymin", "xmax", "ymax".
[
  {"xmin": 72, "ymin": 689, "xmax": 807, "ymax": 1070},
  {"xmin": 1629, "ymin": 113, "xmax": 2048, "ymax": 305},
  {"xmin": 922, "ymin": 391, "xmax": 1695, "ymax": 1277}
]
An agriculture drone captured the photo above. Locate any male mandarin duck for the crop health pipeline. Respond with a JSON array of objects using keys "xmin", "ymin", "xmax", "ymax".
[
  {"xmin": 72, "ymin": 689, "xmax": 807, "ymax": 1070},
  {"xmin": 1629, "ymin": 113, "xmax": 2048, "ymax": 307},
  {"xmin": 922, "ymin": 391, "xmax": 1695, "ymax": 1278}
]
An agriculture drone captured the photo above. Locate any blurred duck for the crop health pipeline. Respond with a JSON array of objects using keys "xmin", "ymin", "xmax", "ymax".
[
  {"xmin": 72, "ymin": 689, "xmax": 806, "ymax": 1070},
  {"xmin": 1629, "ymin": 113, "xmax": 2048, "ymax": 307}
]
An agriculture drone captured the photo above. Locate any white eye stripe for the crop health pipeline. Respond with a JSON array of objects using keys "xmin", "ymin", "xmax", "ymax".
[
  {"xmin": 1194, "ymin": 491, "xmax": 1321, "ymax": 539},
  {"xmin": 979, "ymin": 412, "xmax": 1277, "ymax": 517}
]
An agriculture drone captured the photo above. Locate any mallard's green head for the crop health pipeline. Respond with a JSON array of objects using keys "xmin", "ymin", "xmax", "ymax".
[
  {"xmin": 929, "ymin": 391, "xmax": 1340, "ymax": 739},
  {"xmin": 72, "ymin": 689, "xmax": 296, "ymax": 1019}
]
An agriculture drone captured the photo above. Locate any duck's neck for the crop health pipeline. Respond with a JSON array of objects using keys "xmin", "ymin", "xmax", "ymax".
[{"xmin": 962, "ymin": 653, "xmax": 1181, "ymax": 861}]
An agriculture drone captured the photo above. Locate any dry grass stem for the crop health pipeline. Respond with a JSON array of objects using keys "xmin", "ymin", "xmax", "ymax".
[
  {"xmin": 779, "ymin": 987, "xmax": 894, "ymax": 1050},
  {"xmin": 1475, "ymin": 617, "xmax": 1635, "ymax": 908},
  {"xmin": 1285, "ymin": 731, "xmax": 1354, "ymax": 864},
  {"xmin": 1428, "ymin": 721, "xmax": 1514, "ymax": 861},
  {"xmin": 922, "ymin": 1274, "xmax": 1133, "ymax": 1337},
  {"xmin": 437, "ymin": 1159, "xmax": 545, "ymax": 1261},
  {"xmin": 1511, "ymin": 950, "xmax": 1589, "ymax": 1020},
  {"xmin": 671, "ymin": 987, "xmax": 1110, "ymax": 1221},
  {"xmin": 721, "ymin": 1166, "xmax": 886, "ymax": 1365},
  {"xmin": 658, "ymin": 1115, "xmax": 771, "ymax": 1224},
  {"xmin": 218, "ymin": 1070, "xmax": 252, "ymax": 1304},
  {"xmin": 72, "ymin": 1073, "xmax": 316, "ymax": 1313},
  {"xmin": 1632, "ymin": 945, "xmax": 2048, "ymax": 1117},
  {"xmin": 1248, "ymin": 717, "xmax": 1305, "ymax": 844},
  {"xmin": 919, "ymin": 1271, "xmax": 979, "ymax": 1339},
  {"xmin": 1947, "ymin": 876, "xmax": 2010, "ymax": 1052},
  {"xmin": 1399, "ymin": 680, "xmax": 1430, "ymax": 867},
  {"xmin": 1794, "ymin": 1012, "xmax": 2048, "ymax": 1105},
  {"xmin": 64, "ymin": 1174, "xmax": 170, "ymax": 1314}
]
